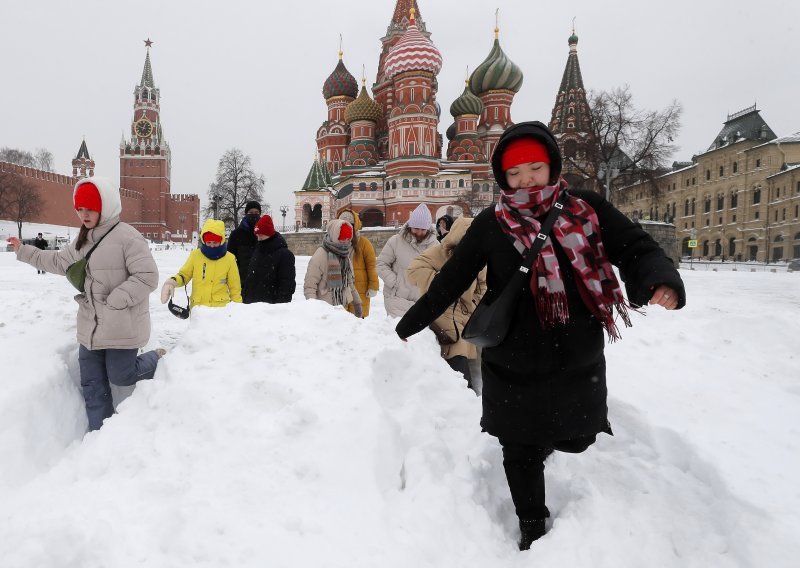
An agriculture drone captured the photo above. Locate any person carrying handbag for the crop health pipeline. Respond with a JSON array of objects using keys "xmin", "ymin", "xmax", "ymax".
[
  {"xmin": 7, "ymin": 177, "xmax": 164, "ymax": 432},
  {"xmin": 395, "ymin": 121, "xmax": 685, "ymax": 550},
  {"xmin": 406, "ymin": 217, "xmax": 486, "ymax": 393}
]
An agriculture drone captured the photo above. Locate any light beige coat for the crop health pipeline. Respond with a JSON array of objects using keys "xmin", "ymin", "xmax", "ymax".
[
  {"xmin": 303, "ymin": 220, "xmax": 359, "ymax": 308},
  {"xmin": 15, "ymin": 177, "xmax": 158, "ymax": 350},
  {"xmin": 406, "ymin": 217, "xmax": 487, "ymax": 360},
  {"xmin": 376, "ymin": 226, "xmax": 438, "ymax": 317}
]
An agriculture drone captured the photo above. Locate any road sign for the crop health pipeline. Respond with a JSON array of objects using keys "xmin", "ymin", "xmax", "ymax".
[{"xmin": 688, "ymin": 240, "xmax": 698, "ymax": 248}]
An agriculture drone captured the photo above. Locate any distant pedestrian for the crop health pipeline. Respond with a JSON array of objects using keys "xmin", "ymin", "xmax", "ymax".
[
  {"xmin": 243, "ymin": 214, "xmax": 296, "ymax": 304},
  {"xmin": 376, "ymin": 203, "xmax": 438, "ymax": 317},
  {"xmin": 7, "ymin": 177, "xmax": 163, "ymax": 431},
  {"xmin": 33, "ymin": 232, "xmax": 48, "ymax": 273},
  {"xmin": 337, "ymin": 209, "xmax": 379, "ymax": 317},
  {"xmin": 161, "ymin": 219, "xmax": 242, "ymax": 308},
  {"xmin": 304, "ymin": 219, "xmax": 362, "ymax": 318},
  {"xmin": 228, "ymin": 200, "xmax": 262, "ymax": 285}
]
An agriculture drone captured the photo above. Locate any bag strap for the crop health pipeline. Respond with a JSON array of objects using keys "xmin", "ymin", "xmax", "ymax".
[
  {"xmin": 84, "ymin": 223, "xmax": 120, "ymax": 261},
  {"xmin": 518, "ymin": 191, "xmax": 568, "ymax": 274}
]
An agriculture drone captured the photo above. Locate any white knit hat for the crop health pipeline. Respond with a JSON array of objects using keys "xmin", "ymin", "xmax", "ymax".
[{"xmin": 407, "ymin": 203, "xmax": 432, "ymax": 229}]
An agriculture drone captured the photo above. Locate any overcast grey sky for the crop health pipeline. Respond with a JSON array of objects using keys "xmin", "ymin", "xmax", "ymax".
[{"xmin": 3, "ymin": 0, "xmax": 798, "ymax": 224}]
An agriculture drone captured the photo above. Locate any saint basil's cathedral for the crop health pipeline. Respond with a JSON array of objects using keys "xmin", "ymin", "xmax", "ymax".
[{"xmin": 294, "ymin": 0, "xmax": 594, "ymax": 229}]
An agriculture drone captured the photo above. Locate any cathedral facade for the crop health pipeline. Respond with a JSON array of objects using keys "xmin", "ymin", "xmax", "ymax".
[{"xmin": 294, "ymin": 0, "xmax": 525, "ymax": 229}]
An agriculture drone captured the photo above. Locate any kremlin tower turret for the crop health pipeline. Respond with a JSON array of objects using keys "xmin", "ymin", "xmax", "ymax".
[{"xmin": 72, "ymin": 139, "xmax": 95, "ymax": 179}]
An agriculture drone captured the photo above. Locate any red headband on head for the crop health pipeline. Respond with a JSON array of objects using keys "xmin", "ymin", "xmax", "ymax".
[
  {"xmin": 202, "ymin": 232, "xmax": 223, "ymax": 244},
  {"xmin": 74, "ymin": 182, "xmax": 102, "ymax": 212},
  {"xmin": 501, "ymin": 138, "xmax": 551, "ymax": 171}
]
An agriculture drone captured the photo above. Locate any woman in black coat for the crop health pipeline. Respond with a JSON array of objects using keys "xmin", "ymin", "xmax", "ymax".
[
  {"xmin": 396, "ymin": 121, "xmax": 685, "ymax": 550},
  {"xmin": 243, "ymin": 215, "xmax": 296, "ymax": 304}
]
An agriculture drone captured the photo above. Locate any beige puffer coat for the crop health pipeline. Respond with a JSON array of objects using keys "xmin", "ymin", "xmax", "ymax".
[
  {"xmin": 15, "ymin": 176, "xmax": 158, "ymax": 350},
  {"xmin": 376, "ymin": 226, "xmax": 438, "ymax": 317},
  {"xmin": 406, "ymin": 217, "xmax": 487, "ymax": 360},
  {"xmin": 303, "ymin": 219, "xmax": 360, "ymax": 309}
]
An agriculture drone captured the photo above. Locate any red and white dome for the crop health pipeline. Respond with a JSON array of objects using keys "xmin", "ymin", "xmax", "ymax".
[{"xmin": 383, "ymin": 15, "xmax": 442, "ymax": 80}]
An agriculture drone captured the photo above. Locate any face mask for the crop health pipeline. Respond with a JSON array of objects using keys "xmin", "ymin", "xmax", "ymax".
[{"xmin": 247, "ymin": 214, "xmax": 260, "ymax": 226}]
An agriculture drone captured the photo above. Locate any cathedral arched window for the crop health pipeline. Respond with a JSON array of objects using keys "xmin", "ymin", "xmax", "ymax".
[
  {"xmin": 392, "ymin": 181, "xmax": 397, "ymax": 190},
  {"xmin": 370, "ymin": 182, "xmax": 377, "ymax": 191},
  {"xmin": 445, "ymin": 180, "xmax": 451, "ymax": 189},
  {"xmin": 359, "ymin": 182, "xmax": 366, "ymax": 192},
  {"xmin": 412, "ymin": 179, "xmax": 419, "ymax": 188},
  {"xmin": 402, "ymin": 179, "xmax": 410, "ymax": 188},
  {"xmin": 458, "ymin": 179, "xmax": 464, "ymax": 188},
  {"xmin": 568, "ymin": 108, "xmax": 575, "ymax": 115},
  {"xmin": 484, "ymin": 183, "xmax": 490, "ymax": 192}
]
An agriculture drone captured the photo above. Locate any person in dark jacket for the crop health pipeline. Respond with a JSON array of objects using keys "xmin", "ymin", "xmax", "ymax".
[
  {"xmin": 395, "ymin": 121, "xmax": 685, "ymax": 551},
  {"xmin": 435, "ymin": 214, "xmax": 454, "ymax": 242},
  {"xmin": 33, "ymin": 233, "xmax": 48, "ymax": 273},
  {"xmin": 227, "ymin": 200, "xmax": 262, "ymax": 284},
  {"xmin": 243, "ymin": 214, "xmax": 296, "ymax": 304}
]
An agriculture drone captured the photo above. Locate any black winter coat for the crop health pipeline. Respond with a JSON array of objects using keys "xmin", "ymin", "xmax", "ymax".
[
  {"xmin": 396, "ymin": 190, "xmax": 686, "ymax": 445},
  {"xmin": 228, "ymin": 221, "xmax": 258, "ymax": 283},
  {"xmin": 242, "ymin": 233, "xmax": 296, "ymax": 304}
]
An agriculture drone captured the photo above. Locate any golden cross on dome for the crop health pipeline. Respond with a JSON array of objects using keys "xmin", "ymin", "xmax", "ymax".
[
  {"xmin": 495, "ymin": 9, "xmax": 500, "ymax": 38},
  {"xmin": 144, "ymin": 38, "xmax": 153, "ymax": 49},
  {"xmin": 338, "ymin": 34, "xmax": 343, "ymax": 59},
  {"xmin": 409, "ymin": 6, "xmax": 416, "ymax": 23},
  {"xmin": 572, "ymin": 17, "xmax": 576, "ymax": 34}
]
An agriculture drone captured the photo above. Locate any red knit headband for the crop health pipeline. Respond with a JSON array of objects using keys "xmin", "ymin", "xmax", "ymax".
[{"xmin": 501, "ymin": 138, "xmax": 551, "ymax": 171}]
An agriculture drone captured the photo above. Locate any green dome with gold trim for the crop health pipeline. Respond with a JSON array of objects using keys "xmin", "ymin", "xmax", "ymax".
[
  {"xmin": 469, "ymin": 37, "xmax": 523, "ymax": 95},
  {"xmin": 449, "ymin": 83, "xmax": 484, "ymax": 117}
]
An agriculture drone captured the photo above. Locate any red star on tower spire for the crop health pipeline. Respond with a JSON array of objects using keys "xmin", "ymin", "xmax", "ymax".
[{"xmin": 144, "ymin": 38, "xmax": 153, "ymax": 48}]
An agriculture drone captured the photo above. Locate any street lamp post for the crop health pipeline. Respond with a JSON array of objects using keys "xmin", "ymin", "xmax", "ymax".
[
  {"xmin": 179, "ymin": 213, "xmax": 186, "ymax": 250},
  {"xmin": 279, "ymin": 205, "xmax": 289, "ymax": 231}
]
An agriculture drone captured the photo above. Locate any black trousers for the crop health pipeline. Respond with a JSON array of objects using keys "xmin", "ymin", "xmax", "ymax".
[
  {"xmin": 499, "ymin": 435, "xmax": 596, "ymax": 521},
  {"xmin": 446, "ymin": 355, "xmax": 473, "ymax": 389}
]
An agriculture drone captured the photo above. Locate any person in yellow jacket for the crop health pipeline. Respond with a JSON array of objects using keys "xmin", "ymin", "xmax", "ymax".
[
  {"xmin": 337, "ymin": 209, "xmax": 379, "ymax": 317},
  {"xmin": 160, "ymin": 219, "xmax": 242, "ymax": 308}
]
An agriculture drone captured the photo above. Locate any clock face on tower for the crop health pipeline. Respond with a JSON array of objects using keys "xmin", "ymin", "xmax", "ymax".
[{"xmin": 135, "ymin": 118, "xmax": 153, "ymax": 137}]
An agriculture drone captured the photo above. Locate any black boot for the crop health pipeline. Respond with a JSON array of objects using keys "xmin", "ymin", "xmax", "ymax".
[{"xmin": 518, "ymin": 518, "xmax": 546, "ymax": 550}]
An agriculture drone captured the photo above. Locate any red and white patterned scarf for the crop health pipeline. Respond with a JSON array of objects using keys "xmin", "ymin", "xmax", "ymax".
[{"xmin": 495, "ymin": 178, "xmax": 632, "ymax": 340}]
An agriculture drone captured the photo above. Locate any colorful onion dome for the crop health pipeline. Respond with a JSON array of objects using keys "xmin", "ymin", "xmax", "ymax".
[
  {"xmin": 569, "ymin": 32, "xmax": 579, "ymax": 45},
  {"xmin": 449, "ymin": 81, "xmax": 484, "ymax": 117},
  {"xmin": 322, "ymin": 57, "xmax": 358, "ymax": 100},
  {"xmin": 445, "ymin": 122, "xmax": 456, "ymax": 141},
  {"xmin": 345, "ymin": 82, "xmax": 382, "ymax": 124},
  {"xmin": 383, "ymin": 10, "xmax": 442, "ymax": 80},
  {"xmin": 469, "ymin": 35, "xmax": 523, "ymax": 95}
]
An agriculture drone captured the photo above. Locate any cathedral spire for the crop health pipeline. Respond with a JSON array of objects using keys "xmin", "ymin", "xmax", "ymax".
[{"xmin": 549, "ymin": 27, "xmax": 591, "ymax": 137}]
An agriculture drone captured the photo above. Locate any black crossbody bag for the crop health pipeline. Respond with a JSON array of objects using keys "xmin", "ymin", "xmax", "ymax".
[{"xmin": 462, "ymin": 193, "xmax": 567, "ymax": 348}]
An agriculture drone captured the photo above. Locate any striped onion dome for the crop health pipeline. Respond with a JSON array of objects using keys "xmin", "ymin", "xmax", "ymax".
[
  {"xmin": 449, "ymin": 82, "xmax": 484, "ymax": 117},
  {"xmin": 469, "ymin": 37, "xmax": 523, "ymax": 95},
  {"xmin": 345, "ymin": 83, "xmax": 382, "ymax": 124},
  {"xmin": 322, "ymin": 58, "xmax": 358, "ymax": 100},
  {"xmin": 383, "ymin": 13, "xmax": 442, "ymax": 80}
]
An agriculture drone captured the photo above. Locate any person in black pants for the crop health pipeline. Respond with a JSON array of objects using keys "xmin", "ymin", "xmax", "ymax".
[
  {"xmin": 395, "ymin": 121, "xmax": 685, "ymax": 550},
  {"xmin": 243, "ymin": 214, "xmax": 296, "ymax": 304},
  {"xmin": 33, "ymin": 233, "xmax": 48, "ymax": 273}
]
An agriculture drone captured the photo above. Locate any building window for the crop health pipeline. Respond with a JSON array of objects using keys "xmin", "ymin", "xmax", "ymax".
[
  {"xmin": 445, "ymin": 180, "xmax": 451, "ymax": 188},
  {"xmin": 753, "ymin": 188, "xmax": 761, "ymax": 204},
  {"xmin": 684, "ymin": 199, "xmax": 689, "ymax": 216},
  {"xmin": 402, "ymin": 179, "xmax": 409, "ymax": 188},
  {"xmin": 706, "ymin": 170, "xmax": 711, "ymax": 181},
  {"xmin": 370, "ymin": 182, "xmax": 377, "ymax": 191},
  {"xmin": 756, "ymin": 158, "xmax": 761, "ymax": 168},
  {"xmin": 717, "ymin": 194, "xmax": 724, "ymax": 210},
  {"xmin": 359, "ymin": 182, "xmax": 366, "ymax": 192},
  {"xmin": 755, "ymin": 211, "xmax": 760, "ymax": 220},
  {"xmin": 691, "ymin": 198, "xmax": 696, "ymax": 215},
  {"xmin": 458, "ymin": 179, "xmax": 465, "ymax": 188},
  {"xmin": 796, "ymin": 181, "xmax": 800, "ymax": 194},
  {"xmin": 733, "ymin": 162, "xmax": 738, "ymax": 173},
  {"xmin": 730, "ymin": 192, "xmax": 738, "ymax": 208},
  {"xmin": 391, "ymin": 181, "xmax": 397, "ymax": 189},
  {"xmin": 704, "ymin": 196, "xmax": 711, "ymax": 213},
  {"xmin": 412, "ymin": 179, "xmax": 419, "ymax": 188},
  {"xmin": 692, "ymin": 177, "xmax": 696, "ymax": 185}
]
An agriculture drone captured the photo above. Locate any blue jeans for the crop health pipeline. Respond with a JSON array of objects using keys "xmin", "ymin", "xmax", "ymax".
[{"xmin": 78, "ymin": 345, "xmax": 160, "ymax": 431}]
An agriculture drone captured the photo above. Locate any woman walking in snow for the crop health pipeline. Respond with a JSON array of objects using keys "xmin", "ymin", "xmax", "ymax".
[
  {"xmin": 395, "ymin": 121, "xmax": 685, "ymax": 550},
  {"xmin": 304, "ymin": 219, "xmax": 363, "ymax": 318},
  {"xmin": 7, "ymin": 177, "xmax": 163, "ymax": 431},
  {"xmin": 161, "ymin": 219, "xmax": 242, "ymax": 308}
]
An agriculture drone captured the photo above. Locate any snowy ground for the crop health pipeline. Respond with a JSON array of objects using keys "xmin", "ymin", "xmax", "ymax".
[{"xmin": 0, "ymin": 248, "xmax": 798, "ymax": 567}]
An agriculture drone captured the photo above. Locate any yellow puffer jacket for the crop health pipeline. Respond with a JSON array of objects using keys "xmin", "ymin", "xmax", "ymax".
[
  {"xmin": 172, "ymin": 219, "xmax": 242, "ymax": 307},
  {"xmin": 338, "ymin": 210, "xmax": 379, "ymax": 317}
]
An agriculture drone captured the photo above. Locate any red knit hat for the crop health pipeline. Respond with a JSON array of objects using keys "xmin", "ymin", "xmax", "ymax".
[
  {"xmin": 500, "ymin": 138, "xmax": 551, "ymax": 171},
  {"xmin": 254, "ymin": 214, "xmax": 275, "ymax": 238},
  {"xmin": 202, "ymin": 231, "xmax": 223, "ymax": 244},
  {"xmin": 73, "ymin": 182, "xmax": 102, "ymax": 212},
  {"xmin": 338, "ymin": 222, "xmax": 353, "ymax": 241}
]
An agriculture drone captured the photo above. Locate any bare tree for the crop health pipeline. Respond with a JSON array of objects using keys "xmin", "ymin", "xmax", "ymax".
[
  {"xmin": 204, "ymin": 148, "xmax": 266, "ymax": 228},
  {"xmin": 565, "ymin": 86, "xmax": 682, "ymax": 201},
  {"xmin": 0, "ymin": 147, "xmax": 55, "ymax": 171},
  {"xmin": 2, "ymin": 173, "xmax": 42, "ymax": 237},
  {"xmin": 453, "ymin": 183, "xmax": 494, "ymax": 217}
]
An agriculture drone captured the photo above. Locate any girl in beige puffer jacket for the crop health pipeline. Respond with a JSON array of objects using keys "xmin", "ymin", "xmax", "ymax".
[{"xmin": 8, "ymin": 176, "xmax": 162, "ymax": 431}]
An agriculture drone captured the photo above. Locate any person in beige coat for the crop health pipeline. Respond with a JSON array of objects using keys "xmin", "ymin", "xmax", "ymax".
[
  {"xmin": 376, "ymin": 203, "xmax": 438, "ymax": 317},
  {"xmin": 304, "ymin": 219, "xmax": 363, "ymax": 318},
  {"xmin": 406, "ymin": 217, "xmax": 486, "ymax": 392},
  {"xmin": 7, "ymin": 176, "xmax": 162, "ymax": 431}
]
